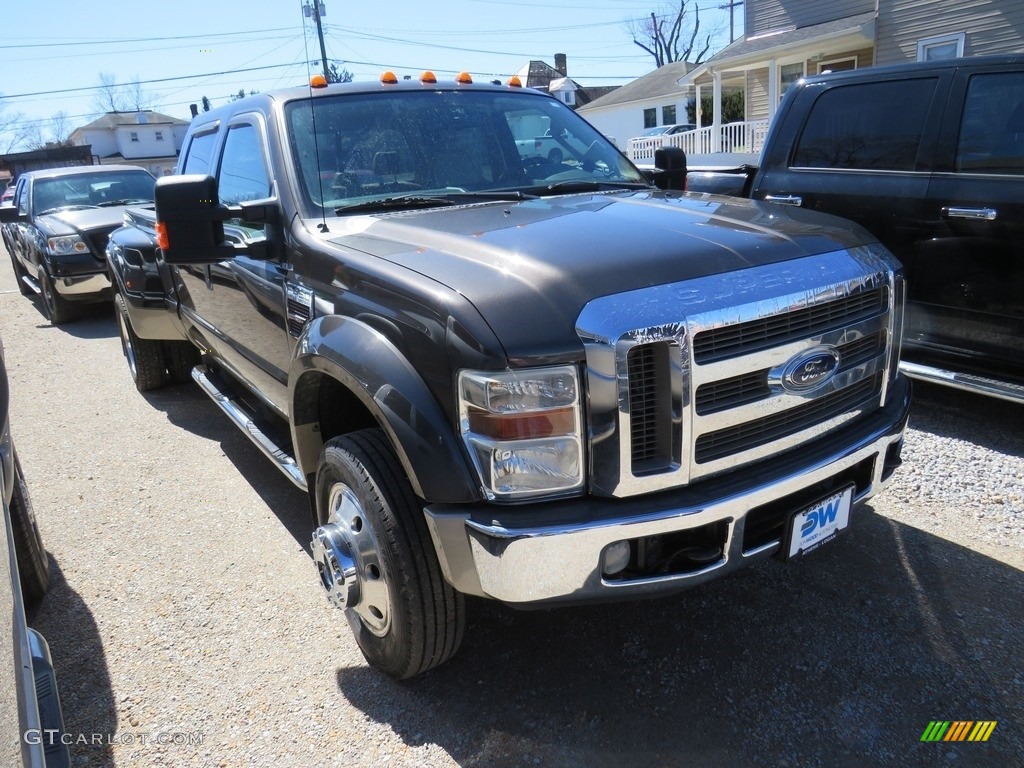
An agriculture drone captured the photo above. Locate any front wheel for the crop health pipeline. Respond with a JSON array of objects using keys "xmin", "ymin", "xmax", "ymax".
[
  {"xmin": 38, "ymin": 268, "xmax": 75, "ymax": 324},
  {"xmin": 311, "ymin": 429, "xmax": 465, "ymax": 679},
  {"xmin": 115, "ymin": 293, "xmax": 166, "ymax": 392}
]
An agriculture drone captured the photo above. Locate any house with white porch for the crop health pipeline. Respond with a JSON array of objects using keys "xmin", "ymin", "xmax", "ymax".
[
  {"xmin": 628, "ymin": 0, "xmax": 1024, "ymax": 161},
  {"xmin": 70, "ymin": 110, "xmax": 189, "ymax": 177},
  {"xmin": 575, "ymin": 61, "xmax": 696, "ymax": 147}
]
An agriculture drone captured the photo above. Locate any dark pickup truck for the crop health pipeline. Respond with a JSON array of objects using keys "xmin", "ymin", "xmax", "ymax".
[
  {"xmin": 687, "ymin": 55, "xmax": 1024, "ymax": 403},
  {"xmin": 107, "ymin": 72, "xmax": 910, "ymax": 678}
]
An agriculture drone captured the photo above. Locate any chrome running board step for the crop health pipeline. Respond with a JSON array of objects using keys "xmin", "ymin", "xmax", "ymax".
[
  {"xmin": 191, "ymin": 364, "xmax": 308, "ymax": 490},
  {"xmin": 900, "ymin": 361, "xmax": 1024, "ymax": 404},
  {"xmin": 21, "ymin": 275, "xmax": 41, "ymax": 294}
]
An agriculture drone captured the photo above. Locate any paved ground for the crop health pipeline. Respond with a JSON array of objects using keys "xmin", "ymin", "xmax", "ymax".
[{"xmin": 1, "ymin": 261, "xmax": 1021, "ymax": 768}]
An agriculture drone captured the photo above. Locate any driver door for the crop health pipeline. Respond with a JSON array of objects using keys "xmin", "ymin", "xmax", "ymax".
[{"xmin": 175, "ymin": 116, "xmax": 291, "ymax": 412}]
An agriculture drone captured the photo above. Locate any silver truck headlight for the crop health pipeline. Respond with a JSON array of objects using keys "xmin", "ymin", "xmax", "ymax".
[
  {"xmin": 458, "ymin": 365, "xmax": 583, "ymax": 500},
  {"xmin": 46, "ymin": 234, "xmax": 88, "ymax": 256}
]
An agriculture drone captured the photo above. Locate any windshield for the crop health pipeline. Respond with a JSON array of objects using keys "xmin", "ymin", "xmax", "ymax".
[
  {"xmin": 286, "ymin": 88, "xmax": 646, "ymax": 216},
  {"xmin": 32, "ymin": 170, "xmax": 156, "ymax": 213}
]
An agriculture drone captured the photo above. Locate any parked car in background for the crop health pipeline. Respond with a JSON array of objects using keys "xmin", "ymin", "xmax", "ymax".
[
  {"xmin": 0, "ymin": 184, "xmax": 14, "ymax": 208},
  {"xmin": 639, "ymin": 123, "xmax": 697, "ymax": 138},
  {"xmin": 0, "ymin": 339, "xmax": 68, "ymax": 767},
  {"xmin": 686, "ymin": 55, "xmax": 1024, "ymax": 403},
  {"xmin": 0, "ymin": 165, "xmax": 156, "ymax": 324}
]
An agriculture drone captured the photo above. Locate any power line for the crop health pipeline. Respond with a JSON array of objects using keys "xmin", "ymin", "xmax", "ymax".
[{"xmin": 0, "ymin": 27, "xmax": 299, "ymax": 50}]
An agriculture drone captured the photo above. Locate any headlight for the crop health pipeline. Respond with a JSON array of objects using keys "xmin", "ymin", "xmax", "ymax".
[
  {"xmin": 458, "ymin": 365, "xmax": 583, "ymax": 501},
  {"xmin": 46, "ymin": 234, "xmax": 89, "ymax": 256}
]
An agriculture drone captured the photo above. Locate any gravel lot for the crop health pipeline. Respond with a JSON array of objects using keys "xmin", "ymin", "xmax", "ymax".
[{"xmin": 1, "ymin": 262, "xmax": 1021, "ymax": 768}]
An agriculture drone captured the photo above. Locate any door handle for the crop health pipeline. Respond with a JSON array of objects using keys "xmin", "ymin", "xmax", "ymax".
[
  {"xmin": 763, "ymin": 194, "xmax": 803, "ymax": 206},
  {"xmin": 943, "ymin": 206, "xmax": 997, "ymax": 221}
]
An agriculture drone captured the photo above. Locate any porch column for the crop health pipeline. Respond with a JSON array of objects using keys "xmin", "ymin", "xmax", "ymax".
[
  {"xmin": 767, "ymin": 59, "xmax": 779, "ymax": 122},
  {"xmin": 712, "ymin": 70, "xmax": 722, "ymax": 152},
  {"xmin": 695, "ymin": 84, "xmax": 702, "ymax": 128}
]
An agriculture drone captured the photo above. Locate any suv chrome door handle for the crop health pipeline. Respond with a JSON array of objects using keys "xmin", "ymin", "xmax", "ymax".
[
  {"xmin": 943, "ymin": 206, "xmax": 997, "ymax": 221},
  {"xmin": 763, "ymin": 194, "xmax": 803, "ymax": 206}
]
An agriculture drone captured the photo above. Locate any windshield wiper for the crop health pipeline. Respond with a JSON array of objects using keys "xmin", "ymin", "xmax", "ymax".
[
  {"xmin": 334, "ymin": 190, "xmax": 538, "ymax": 215},
  {"xmin": 335, "ymin": 195, "xmax": 457, "ymax": 215},
  {"xmin": 539, "ymin": 180, "xmax": 650, "ymax": 195},
  {"xmin": 97, "ymin": 198, "xmax": 152, "ymax": 207}
]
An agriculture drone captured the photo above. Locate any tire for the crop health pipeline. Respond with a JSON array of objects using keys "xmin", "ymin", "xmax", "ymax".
[
  {"xmin": 8, "ymin": 451, "xmax": 49, "ymax": 607},
  {"xmin": 165, "ymin": 340, "xmax": 200, "ymax": 385},
  {"xmin": 314, "ymin": 429, "xmax": 465, "ymax": 679},
  {"xmin": 115, "ymin": 293, "xmax": 166, "ymax": 392},
  {"xmin": 38, "ymin": 268, "xmax": 75, "ymax": 324},
  {"xmin": 7, "ymin": 251, "xmax": 33, "ymax": 296}
]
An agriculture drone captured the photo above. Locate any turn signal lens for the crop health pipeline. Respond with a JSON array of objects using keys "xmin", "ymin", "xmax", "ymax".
[{"xmin": 155, "ymin": 221, "xmax": 169, "ymax": 250}]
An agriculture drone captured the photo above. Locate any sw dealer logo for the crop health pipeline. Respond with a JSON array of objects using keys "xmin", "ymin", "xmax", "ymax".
[{"xmin": 800, "ymin": 497, "xmax": 843, "ymax": 539}]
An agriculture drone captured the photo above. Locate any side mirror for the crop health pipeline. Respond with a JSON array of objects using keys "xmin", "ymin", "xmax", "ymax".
[
  {"xmin": 155, "ymin": 175, "xmax": 235, "ymax": 264},
  {"xmin": 0, "ymin": 206, "xmax": 21, "ymax": 224},
  {"xmin": 653, "ymin": 147, "xmax": 687, "ymax": 191}
]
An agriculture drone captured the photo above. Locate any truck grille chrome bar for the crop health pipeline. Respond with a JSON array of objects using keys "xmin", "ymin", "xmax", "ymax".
[{"xmin": 577, "ymin": 246, "xmax": 903, "ymax": 498}]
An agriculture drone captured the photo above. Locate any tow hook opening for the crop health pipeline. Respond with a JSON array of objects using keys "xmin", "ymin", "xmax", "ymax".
[{"xmin": 602, "ymin": 520, "xmax": 728, "ymax": 581}]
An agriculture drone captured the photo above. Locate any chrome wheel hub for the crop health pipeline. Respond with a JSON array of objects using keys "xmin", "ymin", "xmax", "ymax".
[{"xmin": 310, "ymin": 483, "xmax": 392, "ymax": 636}]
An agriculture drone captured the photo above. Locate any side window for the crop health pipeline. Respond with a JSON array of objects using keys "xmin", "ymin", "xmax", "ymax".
[
  {"xmin": 16, "ymin": 182, "xmax": 28, "ymax": 215},
  {"xmin": 181, "ymin": 130, "xmax": 218, "ymax": 175},
  {"xmin": 956, "ymin": 72, "xmax": 1024, "ymax": 175},
  {"xmin": 217, "ymin": 123, "xmax": 271, "ymax": 205},
  {"xmin": 792, "ymin": 78, "xmax": 938, "ymax": 171}
]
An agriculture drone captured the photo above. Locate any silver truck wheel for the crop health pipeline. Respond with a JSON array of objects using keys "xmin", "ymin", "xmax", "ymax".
[
  {"xmin": 115, "ymin": 293, "xmax": 166, "ymax": 392},
  {"xmin": 312, "ymin": 429, "xmax": 465, "ymax": 679}
]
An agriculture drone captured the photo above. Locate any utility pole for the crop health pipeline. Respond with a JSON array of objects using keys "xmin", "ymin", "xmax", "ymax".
[
  {"xmin": 718, "ymin": 0, "xmax": 744, "ymax": 44},
  {"xmin": 304, "ymin": 1, "xmax": 330, "ymax": 80}
]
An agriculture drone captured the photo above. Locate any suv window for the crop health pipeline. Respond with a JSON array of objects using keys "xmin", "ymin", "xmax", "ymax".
[
  {"xmin": 792, "ymin": 78, "xmax": 938, "ymax": 171},
  {"xmin": 182, "ymin": 130, "xmax": 218, "ymax": 175},
  {"xmin": 956, "ymin": 71, "xmax": 1024, "ymax": 175},
  {"xmin": 217, "ymin": 124, "xmax": 271, "ymax": 204}
]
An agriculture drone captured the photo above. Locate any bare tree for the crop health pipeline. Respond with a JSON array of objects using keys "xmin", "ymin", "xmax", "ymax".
[
  {"xmin": 0, "ymin": 98, "xmax": 30, "ymax": 153},
  {"xmin": 124, "ymin": 77, "xmax": 151, "ymax": 112},
  {"xmin": 48, "ymin": 111, "xmax": 72, "ymax": 145},
  {"xmin": 94, "ymin": 72, "xmax": 126, "ymax": 113},
  {"xmin": 627, "ymin": 1, "xmax": 717, "ymax": 68}
]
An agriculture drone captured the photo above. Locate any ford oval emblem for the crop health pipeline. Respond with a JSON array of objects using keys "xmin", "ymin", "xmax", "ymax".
[{"xmin": 779, "ymin": 347, "xmax": 841, "ymax": 393}]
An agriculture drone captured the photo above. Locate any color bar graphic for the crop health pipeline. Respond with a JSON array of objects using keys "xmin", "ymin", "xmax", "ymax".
[{"xmin": 921, "ymin": 721, "xmax": 997, "ymax": 742}]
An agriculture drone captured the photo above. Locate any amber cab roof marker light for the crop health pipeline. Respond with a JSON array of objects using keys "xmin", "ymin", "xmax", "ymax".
[
  {"xmin": 420, "ymin": 71, "xmax": 437, "ymax": 84},
  {"xmin": 507, "ymin": 76, "xmax": 522, "ymax": 88},
  {"xmin": 455, "ymin": 72, "xmax": 473, "ymax": 85},
  {"xmin": 380, "ymin": 70, "xmax": 399, "ymax": 85},
  {"xmin": 310, "ymin": 74, "xmax": 328, "ymax": 89}
]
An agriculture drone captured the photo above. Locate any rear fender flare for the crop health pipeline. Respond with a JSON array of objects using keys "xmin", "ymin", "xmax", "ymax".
[{"xmin": 290, "ymin": 314, "xmax": 479, "ymax": 504}]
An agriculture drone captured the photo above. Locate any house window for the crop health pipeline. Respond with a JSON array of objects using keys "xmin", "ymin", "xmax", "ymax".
[
  {"xmin": 155, "ymin": 130, "xmax": 164, "ymax": 141},
  {"xmin": 780, "ymin": 63, "xmax": 804, "ymax": 98},
  {"xmin": 643, "ymin": 108, "xmax": 657, "ymax": 129},
  {"xmin": 662, "ymin": 105, "xmax": 676, "ymax": 125},
  {"xmin": 129, "ymin": 131, "xmax": 139, "ymax": 142},
  {"xmin": 918, "ymin": 32, "xmax": 964, "ymax": 61},
  {"xmin": 818, "ymin": 56, "xmax": 857, "ymax": 75}
]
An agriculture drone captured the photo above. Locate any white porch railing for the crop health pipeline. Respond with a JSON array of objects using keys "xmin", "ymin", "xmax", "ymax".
[{"xmin": 627, "ymin": 119, "xmax": 770, "ymax": 162}]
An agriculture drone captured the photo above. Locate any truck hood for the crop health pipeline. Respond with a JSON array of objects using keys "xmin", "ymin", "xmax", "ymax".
[
  {"xmin": 321, "ymin": 190, "xmax": 875, "ymax": 359},
  {"xmin": 38, "ymin": 207, "xmax": 131, "ymax": 237}
]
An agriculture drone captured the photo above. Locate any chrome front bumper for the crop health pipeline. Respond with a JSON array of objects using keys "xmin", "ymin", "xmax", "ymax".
[
  {"xmin": 424, "ymin": 376, "xmax": 911, "ymax": 606},
  {"xmin": 54, "ymin": 271, "xmax": 111, "ymax": 297}
]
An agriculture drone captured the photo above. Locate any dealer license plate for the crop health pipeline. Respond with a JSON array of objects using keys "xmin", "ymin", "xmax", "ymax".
[{"xmin": 786, "ymin": 485, "xmax": 854, "ymax": 559}]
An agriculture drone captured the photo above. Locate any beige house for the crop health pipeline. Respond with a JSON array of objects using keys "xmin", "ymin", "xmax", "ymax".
[{"xmin": 633, "ymin": 0, "xmax": 1024, "ymax": 157}]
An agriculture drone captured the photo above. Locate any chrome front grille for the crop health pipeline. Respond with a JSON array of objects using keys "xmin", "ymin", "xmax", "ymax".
[{"xmin": 577, "ymin": 245, "xmax": 903, "ymax": 498}]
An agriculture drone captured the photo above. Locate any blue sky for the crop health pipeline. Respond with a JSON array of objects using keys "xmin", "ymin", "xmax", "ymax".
[{"xmin": 0, "ymin": 0, "xmax": 743, "ymax": 149}]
